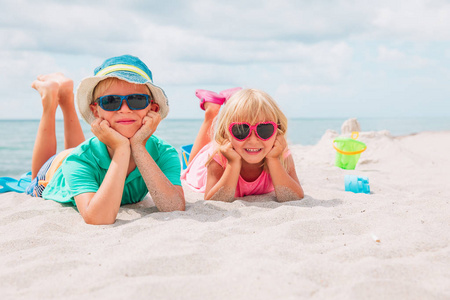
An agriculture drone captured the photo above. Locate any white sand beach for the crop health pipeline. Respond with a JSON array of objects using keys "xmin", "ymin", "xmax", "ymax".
[{"xmin": 0, "ymin": 128, "xmax": 449, "ymax": 300}]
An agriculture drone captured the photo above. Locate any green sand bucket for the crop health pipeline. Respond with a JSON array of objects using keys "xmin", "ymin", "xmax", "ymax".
[{"xmin": 333, "ymin": 132, "xmax": 367, "ymax": 170}]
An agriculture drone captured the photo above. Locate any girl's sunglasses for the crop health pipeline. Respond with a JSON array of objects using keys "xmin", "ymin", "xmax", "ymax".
[
  {"xmin": 228, "ymin": 121, "xmax": 278, "ymax": 141},
  {"xmin": 95, "ymin": 94, "xmax": 152, "ymax": 111}
]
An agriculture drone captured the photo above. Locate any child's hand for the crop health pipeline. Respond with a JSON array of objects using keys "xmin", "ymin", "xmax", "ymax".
[
  {"xmin": 130, "ymin": 110, "xmax": 161, "ymax": 146},
  {"xmin": 219, "ymin": 140, "xmax": 242, "ymax": 165},
  {"xmin": 266, "ymin": 135, "xmax": 287, "ymax": 160},
  {"xmin": 91, "ymin": 118, "xmax": 129, "ymax": 150}
]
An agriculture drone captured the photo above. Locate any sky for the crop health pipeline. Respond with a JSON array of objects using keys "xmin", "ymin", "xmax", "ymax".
[{"xmin": 1, "ymin": 0, "xmax": 450, "ymax": 120}]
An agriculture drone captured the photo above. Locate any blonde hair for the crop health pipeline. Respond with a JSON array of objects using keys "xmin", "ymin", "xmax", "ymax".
[{"xmin": 209, "ymin": 88, "xmax": 289, "ymax": 168}]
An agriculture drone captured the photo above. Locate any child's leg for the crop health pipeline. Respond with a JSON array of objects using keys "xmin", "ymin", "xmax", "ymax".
[
  {"xmin": 30, "ymin": 75, "xmax": 60, "ymax": 178},
  {"xmin": 55, "ymin": 74, "xmax": 85, "ymax": 148},
  {"xmin": 188, "ymin": 102, "xmax": 221, "ymax": 163},
  {"xmin": 30, "ymin": 73, "xmax": 85, "ymax": 178}
]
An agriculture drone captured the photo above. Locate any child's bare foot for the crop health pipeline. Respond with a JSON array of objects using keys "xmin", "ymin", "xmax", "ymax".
[
  {"xmin": 204, "ymin": 102, "xmax": 221, "ymax": 119},
  {"xmin": 31, "ymin": 75, "xmax": 59, "ymax": 113},
  {"xmin": 37, "ymin": 73, "xmax": 74, "ymax": 107},
  {"xmin": 52, "ymin": 74, "xmax": 74, "ymax": 107}
]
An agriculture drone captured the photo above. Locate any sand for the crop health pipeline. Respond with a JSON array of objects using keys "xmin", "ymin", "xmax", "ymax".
[{"xmin": 0, "ymin": 129, "xmax": 449, "ymax": 300}]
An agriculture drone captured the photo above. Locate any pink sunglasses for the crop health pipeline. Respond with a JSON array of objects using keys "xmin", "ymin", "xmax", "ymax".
[{"xmin": 228, "ymin": 121, "xmax": 278, "ymax": 141}]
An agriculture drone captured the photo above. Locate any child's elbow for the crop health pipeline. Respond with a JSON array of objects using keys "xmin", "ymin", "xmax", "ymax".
[
  {"xmin": 171, "ymin": 199, "xmax": 186, "ymax": 211},
  {"xmin": 159, "ymin": 198, "xmax": 185, "ymax": 212},
  {"xmin": 275, "ymin": 187, "xmax": 304, "ymax": 202},
  {"xmin": 82, "ymin": 212, "xmax": 116, "ymax": 225},
  {"xmin": 172, "ymin": 199, "xmax": 186, "ymax": 212},
  {"xmin": 291, "ymin": 191, "xmax": 304, "ymax": 202}
]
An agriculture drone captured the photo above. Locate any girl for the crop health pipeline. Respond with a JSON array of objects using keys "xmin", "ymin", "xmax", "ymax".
[
  {"xmin": 27, "ymin": 55, "xmax": 185, "ymax": 225},
  {"xmin": 182, "ymin": 88, "xmax": 304, "ymax": 202}
]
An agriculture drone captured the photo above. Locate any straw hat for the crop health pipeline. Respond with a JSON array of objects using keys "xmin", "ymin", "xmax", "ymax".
[{"xmin": 76, "ymin": 54, "xmax": 169, "ymax": 124}]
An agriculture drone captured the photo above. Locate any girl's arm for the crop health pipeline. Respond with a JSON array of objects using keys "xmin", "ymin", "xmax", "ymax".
[
  {"xmin": 74, "ymin": 119, "xmax": 131, "ymax": 225},
  {"xmin": 266, "ymin": 135, "xmax": 304, "ymax": 202},
  {"xmin": 204, "ymin": 142, "xmax": 241, "ymax": 202},
  {"xmin": 130, "ymin": 111, "xmax": 185, "ymax": 212}
]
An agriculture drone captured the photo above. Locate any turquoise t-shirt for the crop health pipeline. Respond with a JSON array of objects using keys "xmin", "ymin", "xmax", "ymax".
[{"xmin": 42, "ymin": 135, "xmax": 181, "ymax": 206}]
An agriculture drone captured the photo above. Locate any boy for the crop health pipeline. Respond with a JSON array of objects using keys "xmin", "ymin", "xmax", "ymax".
[{"xmin": 27, "ymin": 55, "xmax": 185, "ymax": 224}]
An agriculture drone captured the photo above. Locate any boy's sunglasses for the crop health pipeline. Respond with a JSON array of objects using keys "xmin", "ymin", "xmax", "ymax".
[
  {"xmin": 228, "ymin": 121, "xmax": 278, "ymax": 141},
  {"xmin": 95, "ymin": 94, "xmax": 152, "ymax": 111}
]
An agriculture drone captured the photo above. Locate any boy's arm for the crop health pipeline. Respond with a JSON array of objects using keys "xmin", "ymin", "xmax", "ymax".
[
  {"xmin": 74, "ymin": 145, "xmax": 130, "ymax": 224},
  {"xmin": 74, "ymin": 118, "xmax": 131, "ymax": 225},
  {"xmin": 130, "ymin": 111, "xmax": 185, "ymax": 212},
  {"xmin": 131, "ymin": 143, "xmax": 185, "ymax": 212}
]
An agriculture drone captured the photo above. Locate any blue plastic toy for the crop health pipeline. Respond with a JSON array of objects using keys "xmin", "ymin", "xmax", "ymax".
[
  {"xmin": 180, "ymin": 144, "xmax": 193, "ymax": 170},
  {"xmin": 345, "ymin": 175, "xmax": 370, "ymax": 194}
]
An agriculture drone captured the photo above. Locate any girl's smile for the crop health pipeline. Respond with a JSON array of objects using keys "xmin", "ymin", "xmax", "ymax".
[{"xmin": 244, "ymin": 148, "xmax": 262, "ymax": 154}]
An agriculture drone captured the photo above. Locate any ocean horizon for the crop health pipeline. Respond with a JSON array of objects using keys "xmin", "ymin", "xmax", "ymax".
[{"xmin": 1, "ymin": 116, "xmax": 449, "ymax": 177}]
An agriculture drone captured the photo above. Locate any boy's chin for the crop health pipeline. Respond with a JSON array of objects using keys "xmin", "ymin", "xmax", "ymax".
[{"xmin": 116, "ymin": 129, "xmax": 137, "ymax": 139}]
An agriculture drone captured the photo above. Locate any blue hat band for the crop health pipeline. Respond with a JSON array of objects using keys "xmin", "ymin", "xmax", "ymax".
[{"xmin": 95, "ymin": 64, "xmax": 152, "ymax": 82}]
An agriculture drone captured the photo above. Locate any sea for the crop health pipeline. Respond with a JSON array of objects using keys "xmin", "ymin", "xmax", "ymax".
[{"xmin": 1, "ymin": 117, "xmax": 449, "ymax": 177}]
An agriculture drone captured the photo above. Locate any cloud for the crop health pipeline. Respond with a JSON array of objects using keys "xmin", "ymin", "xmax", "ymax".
[
  {"xmin": 372, "ymin": 0, "xmax": 450, "ymax": 41},
  {"xmin": 0, "ymin": 0, "xmax": 449, "ymax": 119},
  {"xmin": 377, "ymin": 46, "xmax": 434, "ymax": 69},
  {"xmin": 377, "ymin": 46, "xmax": 406, "ymax": 61}
]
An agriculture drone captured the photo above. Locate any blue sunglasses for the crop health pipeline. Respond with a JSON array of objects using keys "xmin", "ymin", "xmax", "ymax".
[{"xmin": 95, "ymin": 94, "xmax": 152, "ymax": 111}]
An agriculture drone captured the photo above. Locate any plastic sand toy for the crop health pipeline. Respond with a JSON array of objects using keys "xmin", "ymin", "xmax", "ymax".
[
  {"xmin": 333, "ymin": 132, "xmax": 366, "ymax": 170},
  {"xmin": 180, "ymin": 144, "xmax": 193, "ymax": 170},
  {"xmin": 345, "ymin": 175, "xmax": 370, "ymax": 194}
]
